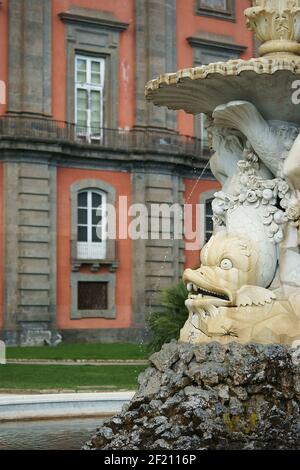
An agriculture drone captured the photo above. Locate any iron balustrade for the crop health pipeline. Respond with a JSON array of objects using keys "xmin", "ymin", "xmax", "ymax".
[{"xmin": 0, "ymin": 115, "xmax": 206, "ymax": 158}]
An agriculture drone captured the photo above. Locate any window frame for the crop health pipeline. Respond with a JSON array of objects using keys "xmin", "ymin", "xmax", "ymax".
[
  {"xmin": 204, "ymin": 197, "xmax": 214, "ymax": 244},
  {"xmin": 62, "ymin": 9, "xmax": 128, "ymax": 131},
  {"xmin": 71, "ymin": 273, "xmax": 116, "ymax": 319},
  {"xmin": 77, "ymin": 188, "xmax": 107, "ymax": 260},
  {"xmin": 77, "ymin": 280, "xmax": 108, "ymax": 311},
  {"xmin": 70, "ymin": 178, "xmax": 117, "ymax": 268},
  {"xmin": 196, "ymin": 0, "xmax": 236, "ymax": 21},
  {"xmin": 75, "ymin": 55, "xmax": 105, "ymax": 142},
  {"xmin": 199, "ymin": 190, "xmax": 217, "ymax": 248},
  {"xmin": 189, "ymin": 36, "xmax": 246, "ymax": 144},
  {"xmin": 195, "ymin": 113, "xmax": 209, "ymax": 153}
]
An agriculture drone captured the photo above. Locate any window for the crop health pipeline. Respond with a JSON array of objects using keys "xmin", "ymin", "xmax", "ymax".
[
  {"xmin": 62, "ymin": 12, "xmax": 127, "ymax": 130},
  {"xmin": 77, "ymin": 189, "xmax": 106, "ymax": 260},
  {"xmin": 189, "ymin": 36, "xmax": 246, "ymax": 144},
  {"xmin": 71, "ymin": 179, "xmax": 116, "ymax": 268},
  {"xmin": 204, "ymin": 198, "xmax": 214, "ymax": 243},
  {"xmin": 196, "ymin": 114, "xmax": 209, "ymax": 151},
  {"xmin": 71, "ymin": 273, "xmax": 116, "ymax": 319},
  {"xmin": 78, "ymin": 281, "xmax": 108, "ymax": 310},
  {"xmin": 197, "ymin": 0, "xmax": 235, "ymax": 20},
  {"xmin": 200, "ymin": 191, "xmax": 216, "ymax": 246},
  {"xmin": 75, "ymin": 55, "xmax": 105, "ymax": 142}
]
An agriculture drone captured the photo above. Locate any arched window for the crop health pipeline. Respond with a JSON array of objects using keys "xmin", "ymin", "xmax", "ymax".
[{"xmin": 77, "ymin": 189, "xmax": 106, "ymax": 259}]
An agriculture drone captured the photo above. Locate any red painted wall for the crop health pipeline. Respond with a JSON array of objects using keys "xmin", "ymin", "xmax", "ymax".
[
  {"xmin": 0, "ymin": 0, "xmax": 8, "ymax": 116},
  {"xmin": 56, "ymin": 168, "xmax": 132, "ymax": 329},
  {"xmin": 184, "ymin": 178, "xmax": 220, "ymax": 269},
  {"xmin": 176, "ymin": 0, "xmax": 253, "ymax": 136},
  {"xmin": 52, "ymin": 0, "xmax": 135, "ymax": 128},
  {"xmin": 0, "ymin": 164, "xmax": 4, "ymax": 328}
]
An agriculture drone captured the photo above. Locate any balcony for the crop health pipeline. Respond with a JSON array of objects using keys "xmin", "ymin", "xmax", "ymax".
[{"xmin": 0, "ymin": 115, "xmax": 206, "ymax": 159}]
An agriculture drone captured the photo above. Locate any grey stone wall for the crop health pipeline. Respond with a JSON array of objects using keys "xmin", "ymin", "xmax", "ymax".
[
  {"xmin": 3, "ymin": 160, "xmax": 56, "ymax": 345},
  {"xmin": 131, "ymin": 0, "xmax": 186, "ymax": 330},
  {"xmin": 8, "ymin": 0, "xmax": 52, "ymax": 116},
  {"xmin": 135, "ymin": 0, "xmax": 177, "ymax": 130},
  {"xmin": 131, "ymin": 171, "xmax": 185, "ymax": 327},
  {"xmin": 61, "ymin": 327, "xmax": 149, "ymax": 344}
]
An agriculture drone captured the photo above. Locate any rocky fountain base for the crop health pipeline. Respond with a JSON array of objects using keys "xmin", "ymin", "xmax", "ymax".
[{"xmin": 84, "ymin": 341, "xmax": 300, "ymax": 450}]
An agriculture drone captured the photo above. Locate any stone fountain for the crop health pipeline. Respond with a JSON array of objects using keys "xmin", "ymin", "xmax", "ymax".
[{"xmin": 85, "ymin": 1, "xmax": 300, "ymax": 450}]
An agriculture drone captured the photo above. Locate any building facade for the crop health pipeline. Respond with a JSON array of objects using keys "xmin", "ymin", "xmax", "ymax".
[{"xmin": 0, "ymin": 0, "xmax": 253, "ymax": 345}]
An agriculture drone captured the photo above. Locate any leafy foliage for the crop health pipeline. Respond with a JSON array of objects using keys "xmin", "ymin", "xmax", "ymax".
[{"xmin": 147, "ymin": 282, "xmax": 188, "ymax": 352}]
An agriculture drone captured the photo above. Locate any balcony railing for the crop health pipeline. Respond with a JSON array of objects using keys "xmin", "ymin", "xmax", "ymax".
[{"xmin": 0, "ymin": 115, "xmax": 205, "ymax": 158}]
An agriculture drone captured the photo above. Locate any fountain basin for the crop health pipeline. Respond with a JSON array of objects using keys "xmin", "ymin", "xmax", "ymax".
[
  {"xmin": 146, "ymin": 58, "xmax": 300, "ymax": 123},
  {"xmin": 0, "ymin": 392, "xmax": 134, "ymax": 422}
]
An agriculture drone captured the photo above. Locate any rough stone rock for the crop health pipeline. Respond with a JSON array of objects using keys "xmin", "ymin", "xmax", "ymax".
[
  {"xmin": 149, "ymin": 340, "xmax": 179, "ymax": 371},
  {"xmin": 84, "ymin": 341, "xmax": 300, "ymax": 450}
]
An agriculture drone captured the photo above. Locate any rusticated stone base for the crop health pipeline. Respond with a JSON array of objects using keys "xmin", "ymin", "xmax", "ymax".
[{"xmin": 84, "ymin": 341, "xmax": 300, "ymax": 450}]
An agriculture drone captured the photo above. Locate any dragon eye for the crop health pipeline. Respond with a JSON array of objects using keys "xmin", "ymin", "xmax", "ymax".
[{"xmin": 220, "ymin": 259, "xmax": 233, "ymax": 270}]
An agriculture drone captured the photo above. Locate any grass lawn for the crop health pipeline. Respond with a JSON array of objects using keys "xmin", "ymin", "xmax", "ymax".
[
  {"xmin": 6, "ymin": 343, "xmax": 149, "ymax": 361},
  {"xmin": 0, "ymin": 364, "xmax": 147, "ymax": 391}
]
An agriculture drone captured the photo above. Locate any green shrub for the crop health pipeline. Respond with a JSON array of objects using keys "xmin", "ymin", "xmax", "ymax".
[{"xmin": 147, "ymin": 282, "xmax": 188, "ymax": 352}]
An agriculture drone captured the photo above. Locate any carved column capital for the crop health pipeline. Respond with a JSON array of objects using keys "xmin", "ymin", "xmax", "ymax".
[{"xmin": 245, "ymin": 0, "xmax": 300, "ymax": 57}]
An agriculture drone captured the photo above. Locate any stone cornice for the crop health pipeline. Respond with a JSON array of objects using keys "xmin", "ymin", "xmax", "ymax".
[
  {"xmin": 59, "ymin": 11, "xmax": 129, "ymax": 32},
  {"xmin": 187, "ymin": 36, "xmax": 247, "ymax": 55},
  {"xmin": 0, "ymin": 138, "xmax": 212, "ymax": 179}
]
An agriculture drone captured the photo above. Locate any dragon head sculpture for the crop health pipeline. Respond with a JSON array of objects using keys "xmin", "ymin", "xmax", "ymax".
[
  {"xmin": 181, "ymin": 232, "xmax": 300, "ymax": 345},
  {"xmin": 183, "ymin": 231, "xmax": 276, "ymax": 312}
]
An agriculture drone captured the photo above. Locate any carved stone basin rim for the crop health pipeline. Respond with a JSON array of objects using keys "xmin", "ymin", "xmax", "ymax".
[{"xmin": 145, "ymin": 57, "xmax": 300, "ymax": 123}]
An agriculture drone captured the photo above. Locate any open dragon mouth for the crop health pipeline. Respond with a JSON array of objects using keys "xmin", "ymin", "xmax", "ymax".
[{"xmin": 186, "ymin": 283, "xmax": 230, "ymax": 302}]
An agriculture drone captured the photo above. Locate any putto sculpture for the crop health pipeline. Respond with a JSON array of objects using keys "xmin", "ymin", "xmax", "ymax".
[{"xmin": 146, "ymin": 0, "xmax": 300, "ymax": 345}]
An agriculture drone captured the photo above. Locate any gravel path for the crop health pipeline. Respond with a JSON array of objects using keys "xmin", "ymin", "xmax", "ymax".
[{"xmin": 6, "ymin": 359, "xmax": 148, "ymax": 366}]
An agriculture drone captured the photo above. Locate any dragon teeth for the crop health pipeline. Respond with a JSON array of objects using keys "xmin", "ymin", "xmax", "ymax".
[{"xmin": 187, "ymin": 283, "xmax": 193, "ymax": 292}]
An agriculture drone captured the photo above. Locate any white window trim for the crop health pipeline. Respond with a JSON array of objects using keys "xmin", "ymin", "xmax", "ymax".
[
  {"xmin": 77, "ymin": 189, "xmax": 107, "ymax": 260},
  {"xmin": 75, "ymin": 55, "xmax": 105, "ymax": 142}
]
